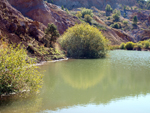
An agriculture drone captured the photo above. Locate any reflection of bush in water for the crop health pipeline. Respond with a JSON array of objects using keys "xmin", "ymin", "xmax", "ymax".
[{"xmin": 60, "ymin": 59, "xmax": 106, "ymax": 89}]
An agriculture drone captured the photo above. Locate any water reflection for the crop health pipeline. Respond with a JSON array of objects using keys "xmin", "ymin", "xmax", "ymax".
[
  {"xmin": 59, "ymin": 59, "xmax": 106, "ymax": 89},
  {"xmin": 1, "ymin": 50, "xmax": 150, "ymax": 113}
]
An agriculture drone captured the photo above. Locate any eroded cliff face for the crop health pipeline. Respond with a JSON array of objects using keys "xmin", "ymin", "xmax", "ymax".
[
  {"xmin": 0, "ymin": 0, "xmax": 46, "ymax": 44},
  {"xmin": 50, "ymin": 0, "xmax": 137, "ymax": 10},
  {"xmin": 8, "ymin": 0, "xmax": 80, "ymax": 34}
]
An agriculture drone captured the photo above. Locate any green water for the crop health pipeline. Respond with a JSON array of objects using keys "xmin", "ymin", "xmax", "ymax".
[{"xmin": 1, "ymin": 50, "xmax": 150, "ymax": 113}]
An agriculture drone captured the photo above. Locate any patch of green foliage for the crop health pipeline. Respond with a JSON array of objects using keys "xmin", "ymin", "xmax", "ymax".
[
  {"xmin": 76, "ymin": 11, "xmax": 82, "ymax": 18},
  {"xmin": 123, "ymin": 20, "xmax": 128, "ymax": 25},
  {"xmin": 59, "ymin": 24, "xmax": 109, "ymax": 58},
  {"xmin": 144, "ymin": 41, "xmax": 150, "ymax": 49},
  {"xmin": 84, "ymin": 14, "xmax": 92, "ymax": 24},
  {"xmin": 81, "ymin": 8, "xmax": 93, "ymax": 18},
  {"xmin": 110, "ymin": 23, "xmax": 120, "ymax": 29},
  {"xmin": 136, "ymin": 43, "xmax": 142, "ymax": 50},
  {"xmin": 0, "ymin": 43, "xmax": 43, "ymax": 95},
  {"xmin": 120, "ymin": 43, "xmax": 126, "ymax": 49},
  {"xmin": 112, "ymin": 9, "xmax": 121, "ymax": 21}
]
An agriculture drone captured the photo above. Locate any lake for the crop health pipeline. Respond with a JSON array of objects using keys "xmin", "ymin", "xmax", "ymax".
[{"xmin": 0, "ymin": 50, "xmax": 150, "ymax": 113}]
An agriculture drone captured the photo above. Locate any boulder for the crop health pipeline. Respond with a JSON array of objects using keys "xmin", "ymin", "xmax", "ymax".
[
  {"xmin": 17, "ymin": 25, "xmax": 26, "ymax": 35},
  {"xmin": 28, "ymin": 25, "xmax": 39, "ymax": 40}
]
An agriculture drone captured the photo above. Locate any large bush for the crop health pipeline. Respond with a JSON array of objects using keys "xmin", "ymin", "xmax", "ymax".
[
  {"xmin": 125, "ymin": 42, "xmax": 134, "ymax": 50},
  {"xmin": 0, "ymin": 43, "xmax": 43, "ymax": 95},
  {"xmin": 59, "ymin": 24, "xmax": 109, "ymax": 58}
]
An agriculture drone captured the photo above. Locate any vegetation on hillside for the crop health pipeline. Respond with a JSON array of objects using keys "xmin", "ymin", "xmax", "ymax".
[
  {"xmin": 59, "ymin": 24, "xmax": 109, "ymax": 58},
  {"xmin": 119, "ymin": 40, "xmax": 150, "ymax": 50}
]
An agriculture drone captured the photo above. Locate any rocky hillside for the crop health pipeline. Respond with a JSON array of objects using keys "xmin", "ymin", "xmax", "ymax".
[
  {"xmin": 1, "ymin": 0, "xmax": 149, "ymax": 49},
  {"xmin": 47, "ymin": 0, "xmax": 136, "ymax": 10},
  {"xmin": 8, "ymin": 0, "xmax": 80, "ymax": 34},
  {"xmin": 1, "ymin": 0, "xmax": 135, "ymax": 47},
  {"xmin": 91, "ymin": 7, "xmax": 150, "ymax": 42}
]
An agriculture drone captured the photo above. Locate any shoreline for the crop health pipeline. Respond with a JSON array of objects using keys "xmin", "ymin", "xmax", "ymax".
[{"xmin": 35, "ymin": 58, "xmax": 69, "ymax": 66}]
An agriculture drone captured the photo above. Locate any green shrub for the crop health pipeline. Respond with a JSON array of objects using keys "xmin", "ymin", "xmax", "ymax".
[
  {"xmin": 120, "ymin": 43, "xmax": 125, "ymax": 49},
  {"xmin": 144, "ymin": 41, "xmax": 150, "ymax": 49},
  {"xmin": 59, "ymin": 24, "xmax": 109, "ymax": 58},
  {"xmin": 125, "ymin": 42, "xmax": 134, "ymax": 50},
  {"xmin": 76, "ymin": 11, "xmax": 82, "ymax": 18},
  {"xmin": 107, "ymin": 16, "xmax": 111, "ymax": 20},
  {"xmin": 112, "ymin": 13, "xmax": 120, "ymax": 21},
  {"xmin": 81, "ymin": 8, "xmax": 93, "ymax": 18},
  {"xmin": 110, "ymin": 23, "xmax": 120, "ymax": 29},
  {"xmin": 0, "ymin": 43, "xmax": 43, "ymax": 95},
  {"xmin": 84, "ymin": 14, "xmax": 92, "ymax": 24},
  {"xmin": 123, "ymin": 20, "xmax": 128, "ymax": 25}
]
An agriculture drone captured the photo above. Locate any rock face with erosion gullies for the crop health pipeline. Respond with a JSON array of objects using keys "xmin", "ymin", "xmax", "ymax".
[
  {"xmin": 8, "ymin": 0, "xmax": 80, "ymax": 34},
  {"xmin": 0, "ymin": 0, "xmax": 64, "ymax": 61},
  {"xmin": 49, "ymin": 0, "xmax": 136, "ymax": 10},
  {"xmin": 0, "ymin": 0, "xmax": 46, "ymax": 44}
]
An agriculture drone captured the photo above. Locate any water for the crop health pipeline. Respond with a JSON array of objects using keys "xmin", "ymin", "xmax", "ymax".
[{"xmin": 1, "ymin": 50, "xmax": 150, "ymax": 113}]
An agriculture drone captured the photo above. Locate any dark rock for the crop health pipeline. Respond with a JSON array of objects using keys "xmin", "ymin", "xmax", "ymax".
[
  {"xmin": 28, "ymin": 25, "xmax": 39, "ymax": 40},
  {"xmin": 9, "ymin": 23, "xmax": 17, "ymax": 33},
  {"xmin": 16, "ymin": 25, "xmax": 26, "ymax": 35}
]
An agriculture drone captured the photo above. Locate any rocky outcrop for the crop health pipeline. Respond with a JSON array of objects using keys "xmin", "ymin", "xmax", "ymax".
[
  {"xmin": 8, "ymin": 0, "xmax": 80, "ymax": 34},
  {"xmin": 49, "ymin": 0, "xmax": 136, "ymax": 10}
]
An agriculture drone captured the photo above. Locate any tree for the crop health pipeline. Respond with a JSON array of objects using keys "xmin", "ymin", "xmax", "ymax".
[
  {"xmin": 105, "ymin": 4, "xmax": 113, "ymax": 16},
  {"xmin": 0, "ymin": 43, "xmax": 43, "ymax": 95},
  {"xmin": 59, "ymin": 24, "xmax": 109, "ymax": 58},
  {"xmin": 133, "ymin": 16, "xmax": 138, "ymax": 25},
  {"xmin": 61, "ymin": 5, "xmax": 64, "ymax": 10},
  {"xmin": 45, "ymin": 23, "xmax": 60, "ymax": 47}
]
